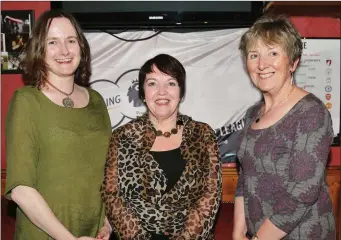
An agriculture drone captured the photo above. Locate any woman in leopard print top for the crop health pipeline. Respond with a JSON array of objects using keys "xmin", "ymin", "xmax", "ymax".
[{"xmin": 101, "ymin": 54, "xmax": 222, "ymax": 240}]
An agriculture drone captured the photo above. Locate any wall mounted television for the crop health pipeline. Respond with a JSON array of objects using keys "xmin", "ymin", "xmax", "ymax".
[{"xmin": 51, "ymin": 1, "xmax": 264, "ymax": 30}]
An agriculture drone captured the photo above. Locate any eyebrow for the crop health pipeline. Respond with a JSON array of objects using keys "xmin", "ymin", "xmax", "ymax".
[
  {"xmin": 146, "ymin": 77, "xmax": 177, "ymax": 81},
  {"xmin": 46, "ymin": 36, "xmax": 78, "ymax": 40}
]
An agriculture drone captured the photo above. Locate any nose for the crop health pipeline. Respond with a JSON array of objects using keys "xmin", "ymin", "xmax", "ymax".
[
  {"xmin": 60, "ymin": 42, "xmax": 69, "ymax": 56},
  {"xmin": 258, "ymin": 55, "xmax": 269, "ymax": 70},
  {"xmin": 157, "ymin": 84, "xmax": 167, "ymax": 95}
]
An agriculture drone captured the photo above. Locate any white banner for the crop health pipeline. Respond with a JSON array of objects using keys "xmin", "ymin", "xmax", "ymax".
[{"xmin": 85, "ymin": 29, "xmax": 262, "ymax": 164}]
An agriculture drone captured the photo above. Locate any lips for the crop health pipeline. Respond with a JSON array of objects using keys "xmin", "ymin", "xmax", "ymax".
[
  {"xmin": 56, "ymin": 58, "xmax": 72, "ymax": 63},
  {"xmin": 155, "ymin": 99, "xmax": 169, "ymax": 105},
  {"xmin": 258, "ymin": 72, "xmax": 274, "ymax": 79}
]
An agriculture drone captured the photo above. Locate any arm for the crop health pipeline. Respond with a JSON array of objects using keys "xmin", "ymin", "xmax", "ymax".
[
  {"xmin": 11, "ymin": 186, "xmax": 81, "ymax": 240},
  {"xmin": 233, "ymin": 161, "xmax": 248, "ymax": 240},
  {"xmin": 100, "ymin": 132, "xmax": 150, "ymax": 240},
  {"xmin": 233, "ymin": 197, "xmax": 248, "ymax": 240},
  {"xmin": 5, "ymin": 91, "xmax": 93, "ymax": 240},
  {"xmin": 176, "ymin": 124, "xmax": 222, "ymax": 239},
  {"xmin": 256, "ymin": 103, "xmax": 334, "ymax": 239}
]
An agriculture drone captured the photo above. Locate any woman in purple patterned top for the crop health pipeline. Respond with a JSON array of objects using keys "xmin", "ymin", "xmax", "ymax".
[{"xmin": 233, "ymin": 14, "xmax": 335, "ymax": 240}]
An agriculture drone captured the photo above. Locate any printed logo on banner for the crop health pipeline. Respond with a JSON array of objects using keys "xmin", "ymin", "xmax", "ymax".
[
  {"xmin": 325, "ymin": 85, "xmax": 332, "ymax": 92},
  {"xmin": 215, "ymin": 118, "xmax": 245, "ymax": 165},
  {"xmin": 325, "ymin": 68, "xmax": 332, "ymax": 76},
  {"xmin": 325, "ymin": 102, "xmax": 332, "ymax": 110},
  {"xmin": 326, "ymin": 77, "xmax": 332, "ymax": 84},
  {"xmin": 326, "ymin": 94, "xmax": 331, "ymax": 101},
  {"xmin": 90, "ymin": 69, "xmax": 146, "ymax": 129},
  {"xmin": 326, "ymin": 59, "xmax": 332, "ymax": 66}
]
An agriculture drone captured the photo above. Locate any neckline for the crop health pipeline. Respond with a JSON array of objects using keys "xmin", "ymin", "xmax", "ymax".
[
  {"xmin": 36, "ymin": 86, "xmax": 92, "ymax": 110},
  {"xmin": 150, "ymin": 147, "xmax": 181, "ymax": 153},
  {"xmin": 249, "ymin": 93, "xmax": 312, "ymax": 132}
]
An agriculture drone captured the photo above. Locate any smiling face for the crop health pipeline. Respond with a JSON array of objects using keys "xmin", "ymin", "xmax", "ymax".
[
  {"xmin": 144, "ymin": 65, "xmax": 181, "ymax": 121},
  {"xmin": 45, "ymin": 17, "xmax": 81, "ymax": 79},
  {"xmin": 246, "ymin": 39, "xmax": 299, "ymax": 93}
]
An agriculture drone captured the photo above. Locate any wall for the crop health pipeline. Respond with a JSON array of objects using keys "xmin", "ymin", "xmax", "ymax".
[
  {"xmin": 1, "ymin": 3, "xmax": 340, "ymax": 169},
  {"xmin": 1, "ymin": 1, "xmax": 50, "ymax": 169}
]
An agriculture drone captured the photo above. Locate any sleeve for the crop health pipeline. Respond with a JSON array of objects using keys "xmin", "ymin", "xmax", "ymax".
[
  {"xmin": 234, "ymin": 166, "xmax": 244, "ymax": 198},
  {"xmin": 176, "ymin": 124, "xmax": 222, "ymax": 239},
  {"xmin": 269, "ymin": 103, "xmax": 334, "ymax": 233},
  {"xmin": 5, "ymin": 90, "xmax": 39, "ymax": 200},
  {"xmin": 100, "ymin": 131, "xmax": 150, "ymax": 240},
  {"xmin": 235, "ymin": 105, "xmax": 256, "ymax": 198}
]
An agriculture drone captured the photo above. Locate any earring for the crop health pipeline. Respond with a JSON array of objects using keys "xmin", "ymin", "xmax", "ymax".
[{"xmin": 290, "ymin": 72, "xmax": 294, "ymax": 85}]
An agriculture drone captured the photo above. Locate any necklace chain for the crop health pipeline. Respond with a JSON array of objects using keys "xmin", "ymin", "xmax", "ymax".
[
  {"xmin": 255, "ymin": 87, "xmax": 295, "ymax": 123},
  {"xmin": 46, "ymin": 80, "xmax": 75, "ymax": 108},
  {"xmin": 46, "ymin": 80, "xmax": 75, "ymax": 96}
]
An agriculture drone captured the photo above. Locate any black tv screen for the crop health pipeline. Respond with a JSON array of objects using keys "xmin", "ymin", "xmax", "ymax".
[{"xmin": 51, "ymin": 1, "xmax": 263, "ymax": 30}]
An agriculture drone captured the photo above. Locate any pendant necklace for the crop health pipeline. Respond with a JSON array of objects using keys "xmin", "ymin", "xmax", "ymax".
[
  {"xmin": 255, "ymin": 87, "xmax": 295, "ymax": 123},
  {"xmin": 46, "ymin": 80, "xmax": 75, "ymax": 108}
]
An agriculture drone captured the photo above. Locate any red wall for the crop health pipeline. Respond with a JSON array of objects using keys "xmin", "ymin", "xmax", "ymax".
[
  {"xmin": 1, "ymin": 5, "xmax": 340, "ymax": 168},
  {"xmin": 1, "ymin": 1, "xmax": 50, "ymax": 169}
]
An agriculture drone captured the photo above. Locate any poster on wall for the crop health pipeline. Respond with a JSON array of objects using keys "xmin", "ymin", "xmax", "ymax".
[
  {"xmin": 0, "ymin": 10, "xmax": 34, "ymax": 74},
  {"xmin": 294, "ymin": 38, "xmax": 340, "ymax": 140}
]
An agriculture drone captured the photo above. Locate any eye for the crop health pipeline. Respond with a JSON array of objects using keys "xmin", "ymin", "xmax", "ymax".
[
  {"xmin": 169, "ymin": 81, "xmax": 178, "ymax": 86},
  {"xmin": 270, "ymin": 51, "xmax": 278, "ymax": 57},
  {"xmin": 68, "ymin": 39, "xmax": 77, "ymax": 44},
  {"xmin": 147, "ymin": 82, "xmax": 156, "ymax": 87},
  {"xmin": 48, "ymin": 40, "xmax": 57, "ymax": 45},
  {"xmin": 248, "ymin": 53, "xmax": 258, "ymax": 59}
]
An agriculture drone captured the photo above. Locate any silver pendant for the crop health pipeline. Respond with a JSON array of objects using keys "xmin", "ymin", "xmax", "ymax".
[{"xmin": 62, "ymin": 97, "xmax": 74, "ymax": 108}]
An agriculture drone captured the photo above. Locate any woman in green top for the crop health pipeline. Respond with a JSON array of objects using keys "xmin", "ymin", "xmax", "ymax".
[{"xmin": 5, "ymin": 10, "xmax": 112, "ymax": 240}]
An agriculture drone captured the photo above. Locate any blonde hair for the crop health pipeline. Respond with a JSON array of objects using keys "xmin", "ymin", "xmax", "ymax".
[{"xmin": 239, "ymin": 14, "xmax": 303, "ymax": 64}]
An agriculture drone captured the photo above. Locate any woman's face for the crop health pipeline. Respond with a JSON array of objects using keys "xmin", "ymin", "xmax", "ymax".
[
  {"xmin": 246, "ymin": 39, "xmax": 298, "ymax": 93},
  {"xmin": 45, "ymin": 17, "xmax": 81, "ymax": 79},
  {"xmin": 144, "ymin": 65, "xmax": 181, "ymax": 121}
]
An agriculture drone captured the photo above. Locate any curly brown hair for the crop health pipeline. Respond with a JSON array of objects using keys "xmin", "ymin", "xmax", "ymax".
[{"xmin": 20, "ymin": 10, "xmax": 91, "ymax": 88}]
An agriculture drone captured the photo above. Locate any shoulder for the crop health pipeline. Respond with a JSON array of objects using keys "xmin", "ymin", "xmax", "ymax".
[
  {"xmin": 246, "ymin": 101, "xmax": 262, "ymax": 118},
  {"xmin": 112, "ymin": 117, "xmax": 142, "ymax": 136},
  {"xmin": 295, "ymin": 93, "xmax": 330, "ymax": 117},
  {"xmin": 184, "ymin": 115, "xmax": 216, "ymax": 135},
  {"xmin": 293, "ymin": 93, "xmax": 333, "ymax": 133},
  {"xmin": 13, "ymin": 86, "xmax": 39, "ymax": 97},
  {"xmin": 10, "ymin": 86, "xmax": 41, "ymax": 105},
  {"xmin": 87, "ymin": 87, "xmax": 104, "ymax": 101}
]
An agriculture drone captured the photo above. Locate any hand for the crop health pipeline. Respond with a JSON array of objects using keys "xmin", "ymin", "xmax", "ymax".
[
  {"xmin": 233, "ymin": 237, "xmax": 249, "ymax": 240},
  {"xmin": 96, "ymin": 226, "xmax": 111, "ymax": 240},
  {"xmin": 232, "ymin": 234, "xmax": 249, "ymax": 240}
]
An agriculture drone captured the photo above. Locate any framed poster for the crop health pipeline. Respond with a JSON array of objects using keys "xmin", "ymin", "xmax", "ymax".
[
  {"xmin": 1, "ymin": 10, "xmax": 34, "ymax": 74},
  {"xmin": 294, "ymin": 38, "xmax": 340, "ymax": 144}
]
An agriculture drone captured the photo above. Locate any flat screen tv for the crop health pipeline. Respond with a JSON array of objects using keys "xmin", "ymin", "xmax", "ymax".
[{"xmin": 51, "ymin": 1, "xmax": 264, "ymax": 30}]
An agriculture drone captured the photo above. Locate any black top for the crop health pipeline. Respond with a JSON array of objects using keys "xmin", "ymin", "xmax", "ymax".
[{"xmin": 149, "ymin": 147, "xmax": 186, "ymax": 240}]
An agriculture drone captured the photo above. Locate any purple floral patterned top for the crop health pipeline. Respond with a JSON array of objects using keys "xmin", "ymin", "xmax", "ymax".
[{"xmin": 235, "ymin": 93, "xmax": 336, "ymax": 239}]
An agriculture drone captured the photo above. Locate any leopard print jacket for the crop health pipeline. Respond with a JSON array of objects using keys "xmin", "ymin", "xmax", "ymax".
[{"xmin": 100, "ymin": 114, "xmax": 222, "ymax": 240}]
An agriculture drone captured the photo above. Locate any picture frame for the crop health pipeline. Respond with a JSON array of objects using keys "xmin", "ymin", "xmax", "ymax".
[{"xmin": 1, "ymin": 10, "xmax": 34, "ymax": 74}]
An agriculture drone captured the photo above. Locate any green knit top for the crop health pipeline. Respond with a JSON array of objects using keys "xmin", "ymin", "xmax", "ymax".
[{"xmin": 5, "ymin": 86, "xmax": 112, "ymax": 239}]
